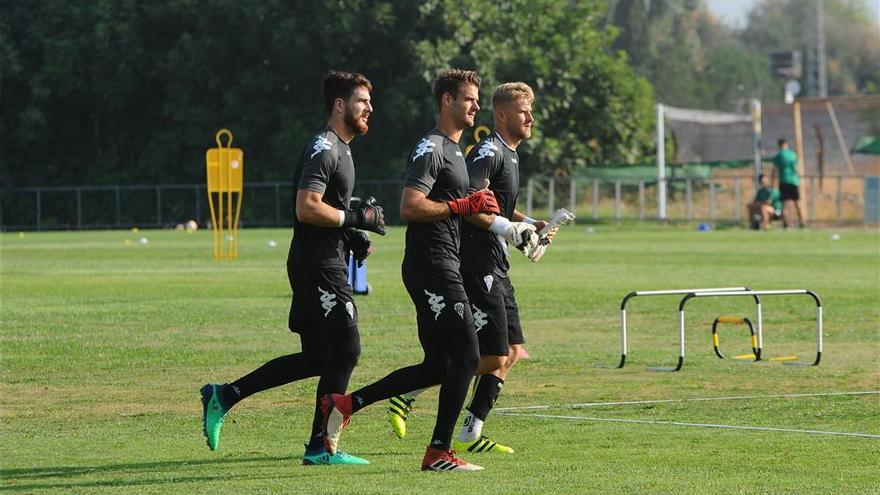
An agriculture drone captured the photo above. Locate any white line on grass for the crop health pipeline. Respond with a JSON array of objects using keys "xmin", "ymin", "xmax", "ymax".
[
  {"xmin": 494, "ymin": 390, "xmax": 880, "ymax": 412},
  {"xmin": 496, "ymin": 412, "xmax": 880, "ymax": 439}
]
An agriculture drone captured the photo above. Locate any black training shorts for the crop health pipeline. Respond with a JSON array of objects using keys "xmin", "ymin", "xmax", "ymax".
[
  {"xmin": 780, "ymin": 183, "xmax": 800, "ymax": 201},
  {"xmin": 462, "ymin": 271, "xmax": 524, "ymax": 356},
  {"xmin": 288, "ymin": 263, "xmax": 358, "ymax": 333},
  {"xmin": 402, "ymin": 260, "xmax": 475, "ymax": 340}
]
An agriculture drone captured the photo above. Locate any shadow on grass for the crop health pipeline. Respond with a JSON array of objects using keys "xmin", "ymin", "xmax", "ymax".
[{"xmin": 0, "ymin": 451, "xmax": 406, "ymax": 492}]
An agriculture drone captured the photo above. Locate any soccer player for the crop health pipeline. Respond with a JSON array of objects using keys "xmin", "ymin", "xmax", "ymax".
[
  {"xmin": 388, "ymin": 82, "xmax": 556, "ymax": 455},
  {"xmin": 771, "ymin": 138, "xmax": 804, "ymax": 228},
  {"xmin": 200, "ymin": 71, "xmax": 386, "ymax": 466},
  {"xmin": 319, "ymin": 69, "xmax": 501, "ymax": 472}
]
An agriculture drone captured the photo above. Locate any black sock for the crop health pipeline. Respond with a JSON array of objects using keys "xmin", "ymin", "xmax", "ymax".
[
  {"xmin": 466, "ymin": 375, "xmax": 504, "ymax": 421},
  {"xmin": 218, "ymin": 383, "xmax": 243, "ymax": 410}
]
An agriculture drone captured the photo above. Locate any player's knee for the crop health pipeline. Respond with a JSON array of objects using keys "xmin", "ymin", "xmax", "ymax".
[{"xmin": 480, "ymin": 355, "xmax": 506, "ymax": 373}]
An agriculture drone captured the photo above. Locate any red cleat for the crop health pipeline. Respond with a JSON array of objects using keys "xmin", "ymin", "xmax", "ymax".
[
  {"xmin": 421, "ymin": 447, "xmax": 484, "ymax": 472},
  {"xmin": 320, "ymin": 393, "xmax": 353, "ymax": 455}
]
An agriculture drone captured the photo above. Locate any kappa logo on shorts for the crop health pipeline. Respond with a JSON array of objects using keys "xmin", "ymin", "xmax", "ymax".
[
  {"xmin": 345, "ymin": 301, "xmax": 354, "ymax": 320},
  {"xmin": 424, "ymin": 290, "xmax": 446, "ymax": 321},
  {"xmin": 310, "ymin": 135, "xmax": 333, "ymax": 159},
  {"xmin": 483, "ymin": 274, "xmax": 494, "ymax": 292},
  {"xmin": 317, "ymin": 286, "xmax": 337, "ymax": 317},
  {"xmin": 472, "ymin": 304, "xmax": 488, "ymax": 332},
  {"xmin": 454, "ymin": 302, "xmax": 465, "ymax": 319},
  {"xmin": 412, "ymin": 138, "xmax": 436, "ymax": 161}
]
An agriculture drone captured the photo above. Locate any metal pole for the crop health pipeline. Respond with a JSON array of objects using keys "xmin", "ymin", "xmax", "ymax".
[
  {"xmin": 548, "ymin": 177, "xmax": 555, "ymax": 213},
  {"xmin": 614, "ymin": 180, "xmax": 622, "ymax": 221},
  {"xmin": 808, "ymin": 176, "xmax": 816, "ymax": 223},
  {"xmin": 751, "ymin": 99, "xmax": 763, "ymax": 186},
  {"xmin": 686, "ymin": 179, "xmax": 693, "ymax": 221},
  {"xmin": 817, "ymin": 0, "xmax": 828, "ymax": 98},
  {"xmin": 274, "ymin": 183, "xmax": 281, "ymax": 227},
  {"xmin": 836, "ymin": 176, "xmax": 843, "ymax": 221},
  {"xmin": 36, "ymin": 189, "xmax": 42, "ymax": 231},
  {"xmin": 569, "ymin": 177, "xmax": 576, "ymax": 215},
  {"xmin": 638, "ymin": 180, "xmax": 646, "ymax": 220},
  {"xmin": 657, "ymin": 103, "xmax": 667, "ymax": 221},
  {"xmin": 734, "ymin": 178, "xmax": 741, "ymax": 222},
  {"xmin": 115, "ymin": 187, "xmax": 121, "ymax": 227},
  {"xmin": 76, "ymin": 188, "xmax": 82, "ymax": 229},
  {"xmin": 526, "ymin": 177, "xmax": 534, "ymax": 217},
  {"xmin": 592, "ymin": 179, "xmax": 599, "ymax": 220},
  {"xmin": 709, "ymin": 181, "xmax": 716, "ymax": 224}
]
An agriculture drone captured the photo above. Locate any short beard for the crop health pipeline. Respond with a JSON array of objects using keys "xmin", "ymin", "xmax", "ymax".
[{"xmin": 345, "ymin": 108, "xmax": 369, "ymax": 135}]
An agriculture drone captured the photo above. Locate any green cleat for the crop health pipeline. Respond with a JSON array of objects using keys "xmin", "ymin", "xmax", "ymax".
[
  {"xmin": 302, "ymin": 445, "xmax": 370, "ymax": 465},
  {"xmin": 453, "ymin": 434, "xmax": 515, "ymax": 454},
  {"xmin": 200, "ymin": 384, "xmax": 228, "ymax": 451},
  {"xmin": 388, "ymin": 395, "xmax": 414, "ymax": 439}
]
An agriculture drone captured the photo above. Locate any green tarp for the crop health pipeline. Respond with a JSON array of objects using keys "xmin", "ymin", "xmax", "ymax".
[
  {"xmin": 577, "ymin": 159, "xmax": 761, "ymax": 185},
  {"xmin": 852, "ymin": 136, "xmax": 880, "ymax": 155}
]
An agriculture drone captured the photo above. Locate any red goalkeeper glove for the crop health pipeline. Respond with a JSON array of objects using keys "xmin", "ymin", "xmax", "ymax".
[{"xmin": 447, "ymin": 189, "xmax": 500, "ymax": 217}]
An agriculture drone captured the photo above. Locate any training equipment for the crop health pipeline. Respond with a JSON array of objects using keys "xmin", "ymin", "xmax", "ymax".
[
  {"xmin": 523, "ymin": 208, "xmax": 576, "ymax": 262},
  {"xmin": 388, "ymin": 395, "xmax": 414, "ymax": 439},
  {"xmin": 200, "ymin": 384, "xmax": 229, "ymax": 451},
  {"xmin": 614, "ymin": 287, "xmax": 754, "ymax": 369},
  {"xmin": 711, "ymin": 316, "xmax": 759, "ymax": 361},
  {"xmin": 205, "ymin": 129, "xmax": 244, "ymax": 259},
  {"xmin": 421, "ymin": 448, "xmax": 484, "ymax": 472},
  {"xmin": 447, "ymin": 189, "xmax": 500, "ymax": 217},
  {"xmin": 320, "ymin": 393, "xmax": 353, "ymax": 455},
  {"xmin": 302, "ymin": 445, "xmax": 370, "ymax": 465},
  {"xmin": 453, "ymin": 435, "xmax": 514, "ymax": 454},
  {"xmin": 344, "ymin": 196, "xmax": 386, "ymax": 235}
]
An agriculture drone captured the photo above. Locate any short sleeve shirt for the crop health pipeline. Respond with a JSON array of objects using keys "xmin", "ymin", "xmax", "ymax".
[
  {"xmin": 755, "ymin": 186, "xmax": 782, "ymax": 212},
  {"xmin": 460, "ymin": 132, "xmax": 520, "ymax": 274},
  {"xmin": 773, "ymin": 149, "xmax": 800, "ymax": 186},
  {"xmin": 289, "ymin": 127, "xmax": 355, "ymax": 268},
  {"xmin": 402, "ymin": 129, "xmax": 470, "ymax": 277}
]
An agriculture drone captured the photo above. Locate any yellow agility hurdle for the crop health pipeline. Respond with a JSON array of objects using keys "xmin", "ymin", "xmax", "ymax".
[{"xmin": 205, "ymin": 129, "xmax": 244, "ymax": 259}]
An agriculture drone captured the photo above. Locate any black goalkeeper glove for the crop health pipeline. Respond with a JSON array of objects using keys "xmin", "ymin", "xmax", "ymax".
[
  {"xmin": 345, "ymin": 229, "xmax": 373, "ymax": 267},
  {"xmin": 343, "ymin": 196, "xmax": 385, "ymax": 235}
]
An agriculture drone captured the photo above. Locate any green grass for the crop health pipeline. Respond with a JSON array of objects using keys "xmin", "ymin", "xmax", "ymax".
[{"xmin": 2, "ymin": 225, "xmax": 879, "ymax": 494}]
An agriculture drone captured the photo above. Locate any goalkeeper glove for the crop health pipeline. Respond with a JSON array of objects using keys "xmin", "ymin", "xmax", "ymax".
[{"xmin": 343, "ymin": 196, "xmax": 385, "ymax": 235}]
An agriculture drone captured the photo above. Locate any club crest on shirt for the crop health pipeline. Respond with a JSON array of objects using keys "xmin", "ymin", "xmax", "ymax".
[
  {"xmin": 310, "ymin": 135, "xmax": 333, "ymax": 159},
  {"xmin": 454, "ymin": 302, "xmax": 465, "ymax": 319},
  {"xmin": 412, "ymin": 138, "xmax": 437, "ymax": 160}
]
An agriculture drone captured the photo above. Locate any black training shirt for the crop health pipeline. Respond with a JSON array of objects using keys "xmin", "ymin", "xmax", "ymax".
[
  {"xmin": 288, "ymin": 127, "xmax": 354, "ymax": 268},
  {"xmin": 402, "ymin": 129, "xmax": 470, "ymax": 273},
  {"xmin": 460, "ymin": 131, "xmax": 520, "ymax": 274}
]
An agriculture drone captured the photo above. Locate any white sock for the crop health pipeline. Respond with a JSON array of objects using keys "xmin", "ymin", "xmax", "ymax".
[{"xmin": 457, "ymin": 411, "xmax": 483, "ymax": 442}]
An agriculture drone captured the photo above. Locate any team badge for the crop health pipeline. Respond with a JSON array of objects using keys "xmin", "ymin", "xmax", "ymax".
[
  {"xmin": 483, "ymin": 275, "xmax": 494, "ymax": 292},
  {"xmin": 454, "ymin": 302, "xmax": 465, "ymax": 319},
  {"xmin": 345, "ymin": 301, "xmax": 354, "ymax": 320}
]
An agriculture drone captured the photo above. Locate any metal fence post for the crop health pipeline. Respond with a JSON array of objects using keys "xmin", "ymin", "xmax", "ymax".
[
  {"xmin": 734, "ymin": 178, "xmax": 741, "ymax": 222},
  {"xmin": 548, "ymin": 177, "xmax": 555, "ymax": 213},
  {"xmin": 526, "ymin": 177, "xmax": 534, "ymax": 217},
  {"xmin": 76, "ymin": 188, "xmax": 83, "ymax": 229},
  {"xmin": 709, "ymin": 181, "xmax": 716, "ymax": 224},
  {"xmin": 808, "ymin": 176, "xmax": 815, "ymax": 224},
  {"xmin": 638, "ymin": 181, "xmax": 645, "ymax": 220},
  {"xmin": 156, "ymin": 186, "xmax": 162, "ymax": 226},
  {"xmin": 569, "ymin": 177, "xmax": 576, "ymax": 215},
  {"xmin": 836, "ymin": 176, "xmax": 843, "ymax": 221},
  {"xmin": 36, "ymin": 189, "xmax": 42, "ymax": 231},
  {"xmin": 275, "ymin": 183, "xmax": 281, "ymax": 227},
  {"xmin": 592, "ymin": 179, "xmax": 599, "ymax": 220},
  {"xmin": 686, "ymin": 179, "xmax": 693, "ymax": 221},
  {"xmin": 614, "ymin": 180, "xmax": 622, "ymax": 221}
]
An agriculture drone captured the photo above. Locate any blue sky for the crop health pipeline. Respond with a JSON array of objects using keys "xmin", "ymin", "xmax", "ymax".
[{"xmin": 706, "ymin": 0, "xmax": 880, "ymax": 27}]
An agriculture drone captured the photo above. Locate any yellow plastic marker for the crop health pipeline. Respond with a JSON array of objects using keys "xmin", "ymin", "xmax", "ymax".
[{"xmin": 205, "ymin": 129, "xmax": 244, "ymax": 259}]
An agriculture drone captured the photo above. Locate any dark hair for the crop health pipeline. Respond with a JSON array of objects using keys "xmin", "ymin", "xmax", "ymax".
[
  {"xmin": 322, "ymin": 71, "xmax": 372, "ymax": 112},
  {"xmin": 758, "ymin": 173, "xmax": 766, "ymax": 181},
  {"xmin": 778, "ymin": 138, "xmax": 788, "ymax": 147},
  {"xmin": 433, "ymin": 69, "xmax": 481, "ymax": 109}
]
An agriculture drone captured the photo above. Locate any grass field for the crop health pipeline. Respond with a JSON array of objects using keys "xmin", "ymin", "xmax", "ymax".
[{"xmin": 2, "ymin": 225, "xmax": 879, "ymax": 494}]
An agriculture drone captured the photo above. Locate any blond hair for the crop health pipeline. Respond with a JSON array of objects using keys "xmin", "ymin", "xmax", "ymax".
[{"xmin": 492, "ymin": 82, "xmax": 534, "ymax": 107}]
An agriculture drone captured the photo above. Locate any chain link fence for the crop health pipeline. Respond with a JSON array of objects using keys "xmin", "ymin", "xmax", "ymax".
[{"xmin": 1, "ymin": 175, "xmax": 871, "ymax": 231}]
